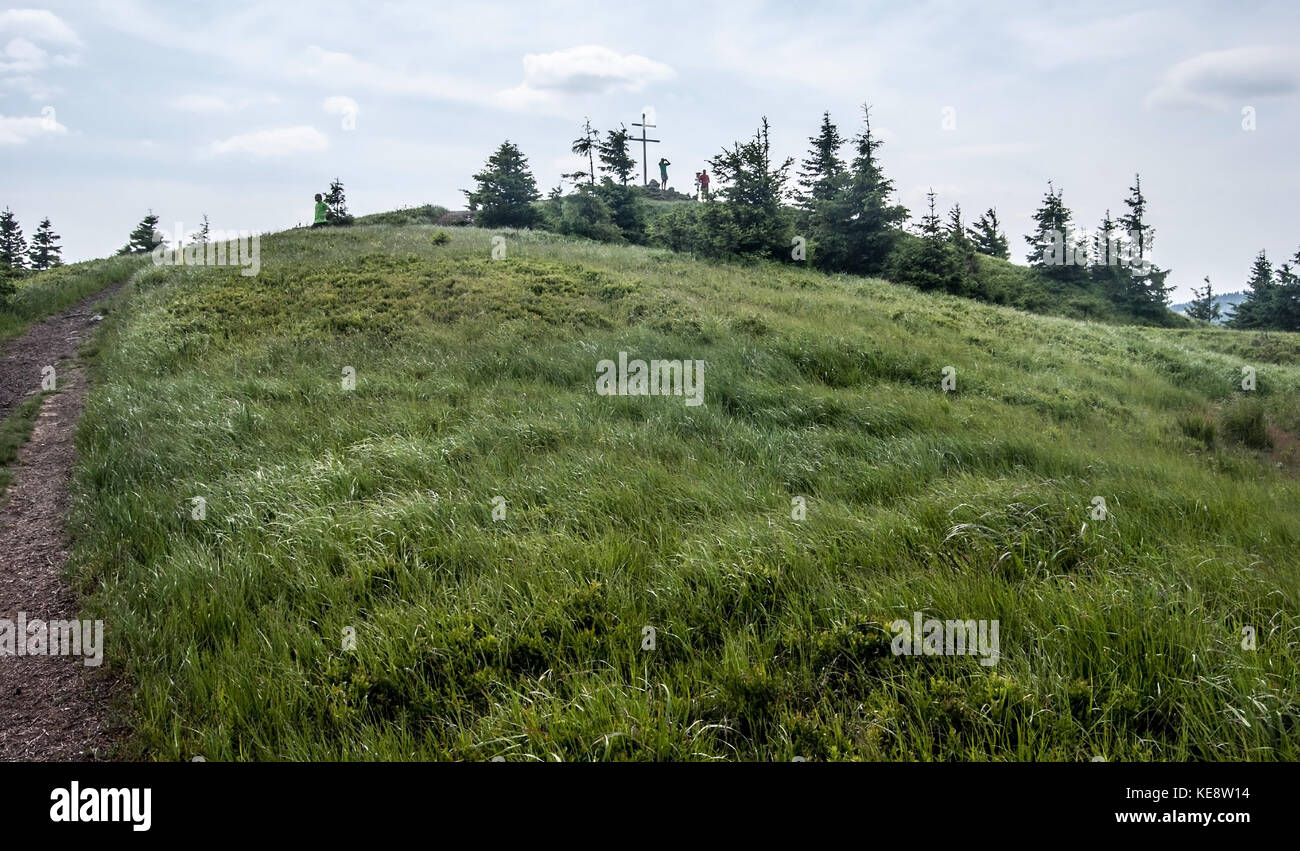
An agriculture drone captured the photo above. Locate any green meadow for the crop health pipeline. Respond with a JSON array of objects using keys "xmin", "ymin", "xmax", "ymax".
[{"xmin": 67, "ymin": 224, "xmax": 1298, "ymax": 760}]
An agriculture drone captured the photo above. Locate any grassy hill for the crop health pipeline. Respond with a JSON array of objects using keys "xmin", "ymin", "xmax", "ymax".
[{"xmin": 72, "ymin": 222, "xmax": 1299, "ymax": 760}]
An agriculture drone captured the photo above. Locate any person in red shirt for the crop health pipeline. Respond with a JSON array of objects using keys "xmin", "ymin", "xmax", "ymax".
[{"xmin": 698, "ymin": 169, "xmax": 710, "ymax": 200}]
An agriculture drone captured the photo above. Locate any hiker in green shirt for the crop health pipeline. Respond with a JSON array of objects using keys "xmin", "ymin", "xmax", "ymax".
[
  {"xmin": 312, "ymin": 193, "xmax": 328, "ymax": 228},
  {"xmin": 658, "ymin": 157, "xmax": 671, "ymax": 190}
]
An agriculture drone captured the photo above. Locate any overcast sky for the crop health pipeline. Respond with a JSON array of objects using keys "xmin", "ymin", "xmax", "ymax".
[{"xmin": 2, "ymin": 0, "xmax": 1298, "ymax": 298}]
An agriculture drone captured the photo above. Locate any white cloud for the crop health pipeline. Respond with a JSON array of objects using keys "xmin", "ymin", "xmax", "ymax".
[
  {"xmin": 0, "ymin": 10, "xmax": 80, "ymax": 94},
  {"xmin": 322, "ymin": 95, "xmax": 358, "ymax": 117},
  {"xmin": 0, "ymin": 109, "xmax": 67, "ymax": 144},
  {"xmin": 0, "ymin": 37, "xmax": 47, "ymax": 73},
  {"xmin": 290, "ymin": 46, "xmax": 488, "ymax": 103},
  {"xmin": 170, "ymin": 94, "xmax": 235, "ymax": 113},
  {"xmin": 168, "ymin": 92, "xmax": 280, "ymax": 113},
  {"xmin": 206, "ymin": 126, "xmax": 330, "ymax": 158},
  {"xmin": 0, "ymin": 9, "xmax": 81, "ymax": 45},
  {"xmin": 1, "ymin": 74, "xmax": 60, "ymax": 99},
  {"xmin": 498, "ymin": 44, "xmax": 674, "ymax": 111},
  {"xmin": 1009, "ymin": 11, "xmax": 1169, "ymax": 70},
  {"xmin": 521, "ymin": 44, "xmax": 674, "ymax": 93},
  {"xmin": 1146, "ymin": 46, "xmax": 1300, "ymax": 111}
]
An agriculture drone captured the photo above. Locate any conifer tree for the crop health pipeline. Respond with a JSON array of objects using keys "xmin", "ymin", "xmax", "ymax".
[
  {"xmin": 1228, "ymin": 251, "xmax": 1274, "ymax": 329},
  {"xmin": 1116, "ymin": 173, "xmax": 1172, "ymax": 317},
  {"xmin": 809, "ymin": 105, "xmax": 908, "ymax": 274},
  {"xmin": 893, "ymin": 189, "xmax": 964, "ymax": 293},
  {"xmin": 0, "ymin": 207, "xmax": 28, "ymax": 270},
  {"xmin": 27, "ymin": 217, "xmax": 62, "ymax": 270},
  {"xmin": 324, "ymin": 178, "xmax": 353, "ymax": 225},
  {"xmin": 191, "ymin": 214, "xmax": 211, "ymax": 245},
  {"xmin": 1090, "ymin": 209, "xmax": 1128, "ymax": 299},
  {"xmin": 1185, "ymin": 276, "xmax": 1222, "ymax": 322},
  {"xmin": 795, "ymin": 111, "xmax": 845, "ymax": 210},
  {"xmin": 967, "ymin": 207, "xmax": 1009, "ymax": 259},
  {"xmin": 464, "ymin": 140, "xmax": 541, "ymax": 228},
  {"xmin": 946, "ymin": 202, "xmax": 980, "ymax": 290},
  {"xmin": 597, "ymin": 126, "xmax": 637, "ymax": 186},
  {"xmin": 571, "ymin": 118, "xmax": 600, "ymax": 185},
  {"xmin": 708, "ymin": 116, "xmax": 794, "ymax": 258},
  {"xmin": 119, "ymin": 210, "xmax": 161, "ymax": 255},
  {"xmin": 1025, "ymin": 181, "xmax": 1080, "ymax": 281},
  {"xmin": 945, "ymin": 203, "xmax": 968, "ymax": 245},
  {"xmin": 1118, "ymin": 173, "xmax": 1150, "ymax": 262},
  {"xmin": 1274, "ymin": 250, "xmax": 1300, "ymax": 331}
]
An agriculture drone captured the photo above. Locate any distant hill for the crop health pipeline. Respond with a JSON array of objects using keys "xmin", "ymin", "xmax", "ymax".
[{"xmin": 1170, "ymin": 290, "xmax": 1247, "ymax": 323}]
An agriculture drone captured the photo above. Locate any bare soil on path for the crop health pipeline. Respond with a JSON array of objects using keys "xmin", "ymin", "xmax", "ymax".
[{"xmin": 0, "ymin": 281, "xmax": 128, "ymax": 760}]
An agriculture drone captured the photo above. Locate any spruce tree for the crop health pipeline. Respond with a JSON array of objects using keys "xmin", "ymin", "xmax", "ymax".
[
  {"xmin": 27, "ymin": 217, "xmax": 62, "ymax": 270},
  {"xmin": 324, "ymin": 178, "xmax": 353, "ymax": 225},
  {"xmin": 811, "ymin": 105, "xmax": 908, "ymax": 274},
  {"xmin": 708, "ymin": 116, "xmax": 794, "ymax": 258},
  {"xmin": 917, "ymin": 190, "xmax": 943, "ymax": 238},
  {"xmin": 595, "ymin": 180, "xmax": 647, "ymax": 244},
  {"xmin": 464, "ymin": 140, "xmax": 541, "ymax": 228},
  {"xmin": 0, "ymin": 207, "xmax": 28, "ymax": 270},
  {"xmin": 1228, "ymin": 251, "xmax": 1274, "ymax": 329},
  {"xmin": 795, "ymin": 111, "xmax": 845, "ymax": 210},
  {"xmin": 119, "ymin": 210, "xmax": 161, "ymax": 255},
  {"xmin": 946, "ymin": 203, "xmax": 980, "ymax": 291},
  {"xmin": 945, "ymin": 203, "xmax": 968, "ymax": 246},
  {"xmin": 967, "ymin": 207, "xmax": 1009, "ymax": 259},
  {"xmin": 1090, "ymin": 209, "xmax": 1128, "ymax": 301},
  {"xmin": 1092, "ymin": 209, "xmax": 1119, "ymax": 267},
  {"xmin": 1025, "ymin": 181, "xmax": 1080, "ymax": 281},
  {"xmin": 1185, "ymin": 276, "xmax": 1222, "ymax": 322},
  {"xmin": 893, "ymin": 190, "xmax": 964, "ymax": 294},
  {"xmin": 1118, "ymin": 173, "xmax": 1149, "ymax": 261},
  {"xmin": 597, "ymin": 126, "xmax": 637, "ymax": 186},
  {"xmin": 571, "ymin": 118, "xmax": 600, "ymax": 186},
  {"xmin": 1116, "ymin": 172, "xmax": 1172, "ymax": 318},
  {"xmin": 1273, "ymin": 250, "xmax": 1300, "ymax": 331},
  {"xmin": 191, "ymin": 214, "xmax": 211, "ymax": 245}
]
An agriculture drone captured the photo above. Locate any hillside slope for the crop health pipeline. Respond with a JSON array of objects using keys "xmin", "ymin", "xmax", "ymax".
[{"xmin": 73, "ymin": 224, "xmax": 1299, "ymax": 760}]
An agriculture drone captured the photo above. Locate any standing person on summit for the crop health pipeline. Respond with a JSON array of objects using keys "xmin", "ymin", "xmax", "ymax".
[
  {"xmin": 658, "ymin": 157, "xmax": 671, "ymax": 190},
  {"xmin": 312, "ymin": 193, "xmax": 329, "ymax": 228},
  {"xmin": 698, "ymin": 169, "xmax": 710, "ymax": 200}
]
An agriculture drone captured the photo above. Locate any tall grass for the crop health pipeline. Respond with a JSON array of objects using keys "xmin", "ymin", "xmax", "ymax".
[
  {"xmin": 71, "ymin": 225, "xmax": 1300, "ymax": 760},
  {"xmin": 0, "ymin": 255, "xmax": 144, "ymax": 341}
]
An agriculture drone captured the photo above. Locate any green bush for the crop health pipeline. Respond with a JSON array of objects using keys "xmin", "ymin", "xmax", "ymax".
[
  {"xmin": 594, "ymin": 181, "xmax": 646, "ymax": 244},
  {"xmin": 559, "ymin": 189, "xmax": 623, "ymax": 243},
  {"xmin": 646, "ymin": 204, "xmax": 701, "ymax": 253}
]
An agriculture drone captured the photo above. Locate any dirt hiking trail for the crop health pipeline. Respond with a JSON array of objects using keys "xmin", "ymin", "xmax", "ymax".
[{"xmin": 0, "ymin": 280, "xmax": 128, "ymax": 761}]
